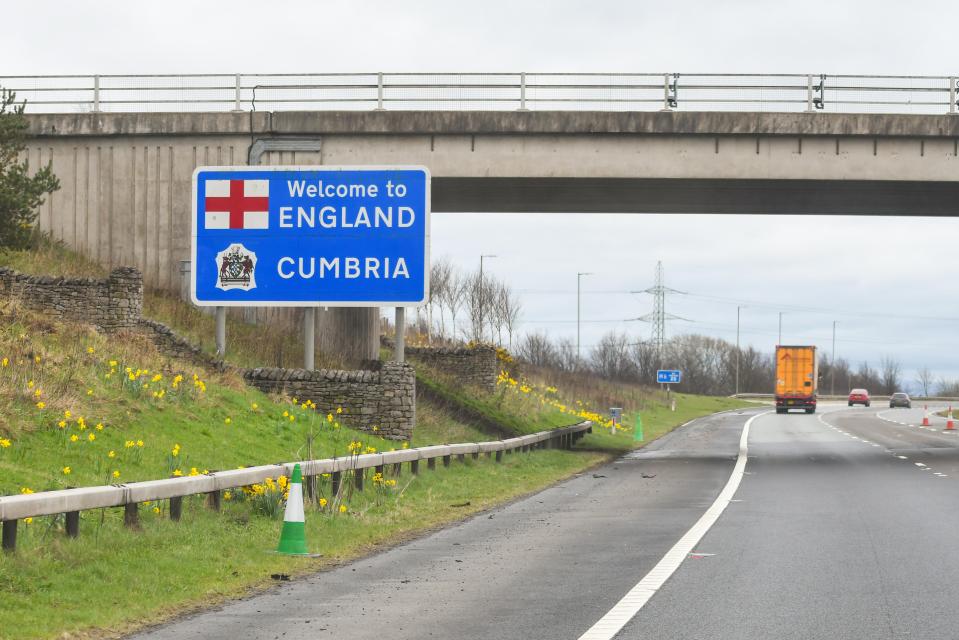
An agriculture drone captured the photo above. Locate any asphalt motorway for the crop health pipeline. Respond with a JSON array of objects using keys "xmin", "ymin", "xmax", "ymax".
[{"xmin": 131, "ymin": 404, "xmax": 959, "ymax": 639}]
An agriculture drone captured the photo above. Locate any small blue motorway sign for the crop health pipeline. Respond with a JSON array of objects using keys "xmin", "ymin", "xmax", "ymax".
[
  {"xmin": 191, "ymin": 166, "xmax": 430, "ymax": 307},
  {"xmin": 656, "ymin": 370, "xmax": 682, "ymax": 384}
]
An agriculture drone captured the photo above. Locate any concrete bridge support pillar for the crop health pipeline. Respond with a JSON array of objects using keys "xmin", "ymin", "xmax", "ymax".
[{"xmin": 316, "ymin": 307, "xmax": 379, "ymax": 367}]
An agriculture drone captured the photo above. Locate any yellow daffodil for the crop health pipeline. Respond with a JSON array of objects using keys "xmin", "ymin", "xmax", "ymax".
[
  {"xmin": 87, "ymin": 433, "xmax": 96, "ymax": 442},
  {"xmin": 172, "ymin": 469, "xmax": 183, "ymax": 477},
  {"xmin": 36, "ymin": 401, "xmax": 45, "ymax": 410},
  {"xmin": 86, "ymin": 347, "xmax": 95, "ymax": 354},
  {"xmin": 108, "ymin": 450, "xmax": 116, "ymax": 458},
  {"xmin": 318, "ymin": 497, "xmax": 328, "ymax": 507},
  {"xmin": 339, "ymin": 504, "xmax": 347, "ymax": 513},
  {"xmin": 0, "ymin": 438, "xmax": 11, "ymax": 448},
  {"xmin": 69, "ymin": 434, "xmax": 79, "ymax": 442},
  {"xmin": 112, "ymin": 470, "xmax": 120, "ymax": 479},
  {"xmin": 62, "ymin": 466, "xmax": 71, "ymax": 475},
  {"xmin": 20, "ymin": 487, "xmax": 33, "ymax": 495}
]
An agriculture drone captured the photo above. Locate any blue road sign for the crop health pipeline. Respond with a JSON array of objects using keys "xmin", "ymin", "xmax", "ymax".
[
  {"xmin": 657, "ymin": 370, "xmax": 682, "ymax": 384},
  {"xmin": 191, "ymin": 166, "xmax": 430, "ymax": 307}
]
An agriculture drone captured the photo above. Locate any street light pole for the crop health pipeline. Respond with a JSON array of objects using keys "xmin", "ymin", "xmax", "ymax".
[
  {"xmin": 478, "ymin": 254, "xmax": 496, "ymax": 343},
  {"xmin": 831, "ymin": 320, "xmax": 837, "ymax": 396},
  {"xmin": 577, "ymin": 272, "xmax": 593, "ymax": 360},
  {"xmin": 736, "ymin": 306, "xmax": 742, "ymax": 396}
]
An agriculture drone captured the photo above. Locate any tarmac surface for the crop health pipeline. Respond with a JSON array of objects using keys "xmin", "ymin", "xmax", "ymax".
[{"xmin": 132, "ymin": 404, "xmax": 959, "ymax": 639}]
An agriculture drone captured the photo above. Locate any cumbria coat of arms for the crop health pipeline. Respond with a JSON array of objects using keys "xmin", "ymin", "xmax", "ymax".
[{"xmin": 215, "ymin": 243, "xmax": 257, "ymax": 291}]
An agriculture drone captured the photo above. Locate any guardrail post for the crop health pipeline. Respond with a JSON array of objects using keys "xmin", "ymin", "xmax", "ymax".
[
  {"xmin": 519, "ymin": 72, "xmax": 528, "ymax": 111},
  {"xmin": 485, "ymin": 451, "xmax": 492, "ymax": 459},
  {"xmin": 427, "ymin": 457, "xmax": 436, "ymax": 471},
  {"xmin": 806, "ymin": 74, "xmax": 814, "ymax": 112},
  {"xmin": 207, "ymin": 490, "xmax": 221, "ymax": 511},
  {"xmin": 457, "ymin": 453, "xmax": 465, "ymax": 464},
  {"xmin": 2, "ymin": 520, "xmax": 16, "ymax": 552},
  {"xmin": 354, "ymin": 469, "xmax": 364, "ymax": 491},
  {"xmin": 495, "ymin": 450, "xmax": 503, "ymax": 463},
  {"xmin": 472, "ymin": 452, "xmax": 479, "ymax": 460},
  {"xmin": 442, "ymin": 454, "xmax": 451, "ymax": 468},
  {"xmin": 124, "ymin": 503, "xmax": 139, "ymax": 528},
  {"xmin": 332, "ymin": 471, "xmax": 342, "ymax": 497},
  {"xmin": 170, "ymin": 496, "xmax": 183, "ymax": 521},
  {"xmin": 233, "ymin": 73, "xmax": 242, "ymax": 112},
  {"xmin": 376, "ymin": 72, "xmax": 385, "ymax": 111},
  {"xmin": 65, "ymin": 511, "xmax": 80, "ymax": 537},
  {"xmin": 375, "ymin": 464, "xmax": 385, "ymax": 477},
  {"xmin": 93, "ymin": 75, "xmax": 100, "ymax": 113},
  {"xmin": 410, "ymin": 459, "xmax": 419, "ymax": 475},
  {"xmin": 950, "ymin": 77, "xmax": 957, "ymax": 115},
  {"xmin": 392, "ymin": 463, "xmax": 402, "ymax": 477}
]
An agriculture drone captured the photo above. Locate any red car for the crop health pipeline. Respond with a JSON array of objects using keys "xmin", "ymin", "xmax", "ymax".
[{"xmin": 848, "ymin": 389, "xmax": 870, "ymax": 407}]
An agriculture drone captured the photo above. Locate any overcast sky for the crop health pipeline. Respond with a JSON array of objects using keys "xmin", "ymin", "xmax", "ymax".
[{"xmin": 6, "ymin": 0, "xmax": 959, "ymax": 388}]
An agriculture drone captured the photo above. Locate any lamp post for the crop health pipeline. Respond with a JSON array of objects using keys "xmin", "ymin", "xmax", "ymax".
[
  {"xmin": 831, "ymin": 320, "xmax": 837, "ymax": 396},
  {"xmin": 577, "ymin": 272, "xmax": 593, "ymax": 360},
  {"xmin": 736, "ymin": 306, "xmax": 742, "ymax": 396},
  {"xmin": 478, "ymin": 254, "xmax": 497, "ymax": 343}
]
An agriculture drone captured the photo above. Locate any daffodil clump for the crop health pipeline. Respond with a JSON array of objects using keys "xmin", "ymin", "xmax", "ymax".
[
  {"xmin": 0, "ymin": 308, "xmax": 400, "ymax": 503},
  {"xmin": 496, "ymin": 369, "xmax": 619, "ymax": 432}
]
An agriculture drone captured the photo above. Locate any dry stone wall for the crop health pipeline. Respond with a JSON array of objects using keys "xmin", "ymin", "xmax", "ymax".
[
  {"xmin": 403, "ymin": 343, "xmax": 499, "ymax": 393},
  {"xmin": 243, "ymin": 362, "xmax": 415, "ymax": 441},
  {"xmin": 0, "ymin": 266, "xmax": 142, "ymax": 331}
]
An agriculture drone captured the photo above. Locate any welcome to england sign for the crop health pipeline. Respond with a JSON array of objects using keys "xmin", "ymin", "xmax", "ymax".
[{"xmin": 191, "ymin": 166, "xmax": 430, "ymax": 307}]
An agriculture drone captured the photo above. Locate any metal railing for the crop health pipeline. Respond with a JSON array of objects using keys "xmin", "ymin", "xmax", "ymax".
[
  {"xmin": 0, "ymin": 421, "xmax": 592, "ymax": 551},
  {"xmin": 1, "ymin": 73, "xmax": 957, "ymax": 115}
]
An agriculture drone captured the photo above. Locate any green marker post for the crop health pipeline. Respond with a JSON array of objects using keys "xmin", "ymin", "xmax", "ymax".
[{"xmin": 634, "ymin": 413, "xmax": 644, "ymax": 441}]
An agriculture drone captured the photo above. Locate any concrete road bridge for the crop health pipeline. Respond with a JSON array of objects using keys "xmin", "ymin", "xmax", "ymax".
[{"xmin": 8, "ymin": 72, "xmax": 959, "ymax": 361}]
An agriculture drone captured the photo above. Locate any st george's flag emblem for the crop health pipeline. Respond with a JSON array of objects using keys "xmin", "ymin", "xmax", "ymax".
[{"xmin": 204, "ymin": 179, "xmax": 269, "ymax": 230}]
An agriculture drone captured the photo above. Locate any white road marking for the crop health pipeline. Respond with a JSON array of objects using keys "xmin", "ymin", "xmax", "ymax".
[
  {"xmin": 898, "ymin": 456, "xmax": 909, "ymax": 460},
  {"xmin": 577, "ymin": 410, "xmax": 769, "ymax": 640},
  {"xmin": 915, "ymin": 463, "xmax": 926, "ymax": 467}
]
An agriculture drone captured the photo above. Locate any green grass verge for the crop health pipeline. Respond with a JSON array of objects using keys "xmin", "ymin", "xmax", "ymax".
[{"xmin": 0, "ymin": 449, "xmax": 606, "ymax": 640}]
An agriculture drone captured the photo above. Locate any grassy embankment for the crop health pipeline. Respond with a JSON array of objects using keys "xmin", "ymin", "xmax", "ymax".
[{"xmin": 0, "ymin": 239, "xmax": 750, "ymax": 639}]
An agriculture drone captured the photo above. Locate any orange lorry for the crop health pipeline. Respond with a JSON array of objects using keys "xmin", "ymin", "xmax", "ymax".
[{"xmin": 774, "ymin": 345, "xmax": 818, "ymax": 414}]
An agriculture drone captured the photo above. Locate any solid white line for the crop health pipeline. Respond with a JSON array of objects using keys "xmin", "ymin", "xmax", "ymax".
[{"xmin": 577, "ymin": 410, "xmax": 769, "ymax": 640}]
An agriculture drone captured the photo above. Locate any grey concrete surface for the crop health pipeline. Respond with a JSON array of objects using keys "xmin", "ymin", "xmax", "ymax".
[
  {"xmin": 22, "ymin": 110, "xmax": 959, "ymax": 296},
  {"xmin": 617, "ymin": 405, "xmax": 959, "ymax": 639},
  {"xmin": 25, "ymin": 111, "xmax": 959, "ymax": 138},
  {"xmin": 129, "ymin": 409, "xmax": 760, "ymax": 640}
]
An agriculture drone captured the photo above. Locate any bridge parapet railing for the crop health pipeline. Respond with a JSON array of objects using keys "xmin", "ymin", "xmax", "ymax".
[{"xmin": 1, "ymin": 73, "xmax": 957, "ymax": 115}]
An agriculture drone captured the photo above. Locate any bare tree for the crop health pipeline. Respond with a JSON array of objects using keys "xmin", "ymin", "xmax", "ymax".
[
  {"xmin": 428, "ymin": 258, "xmax": 453, "ymax": 341},
  {"xmin": 879, "ymin": 356, "xmax": 902, "ymax": 395},
  {"xmin": 518, "ymin": 331, "xmax": 557, "ymax": 367},
  {"xmin": 440, "ymin": 269, "xmax": 466, "ymax": 340},
  {"xmin": 498, "ymin": 283, "xmax": 522, "ymax": 349},
  {"xmin": 916, "ymin": 366, "xmax": 935, "ymax": 398},
  {"xmin": 590, "ymin": 331, "xmax": 637, "ymax": 381}
]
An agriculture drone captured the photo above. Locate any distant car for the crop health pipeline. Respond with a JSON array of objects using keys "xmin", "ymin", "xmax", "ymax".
[
  {"xmin": 889, "ymin": 392, "xmax": 911, "ymax": 409},
  {"xmin": 848, "ymin": 389, "xmax": 871, "ymax": 407}
]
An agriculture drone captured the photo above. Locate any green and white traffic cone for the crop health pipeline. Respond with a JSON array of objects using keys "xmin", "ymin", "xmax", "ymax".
[{"xmin": 276, "ymin": 463, "xmax": 309, "ymax": 555}]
